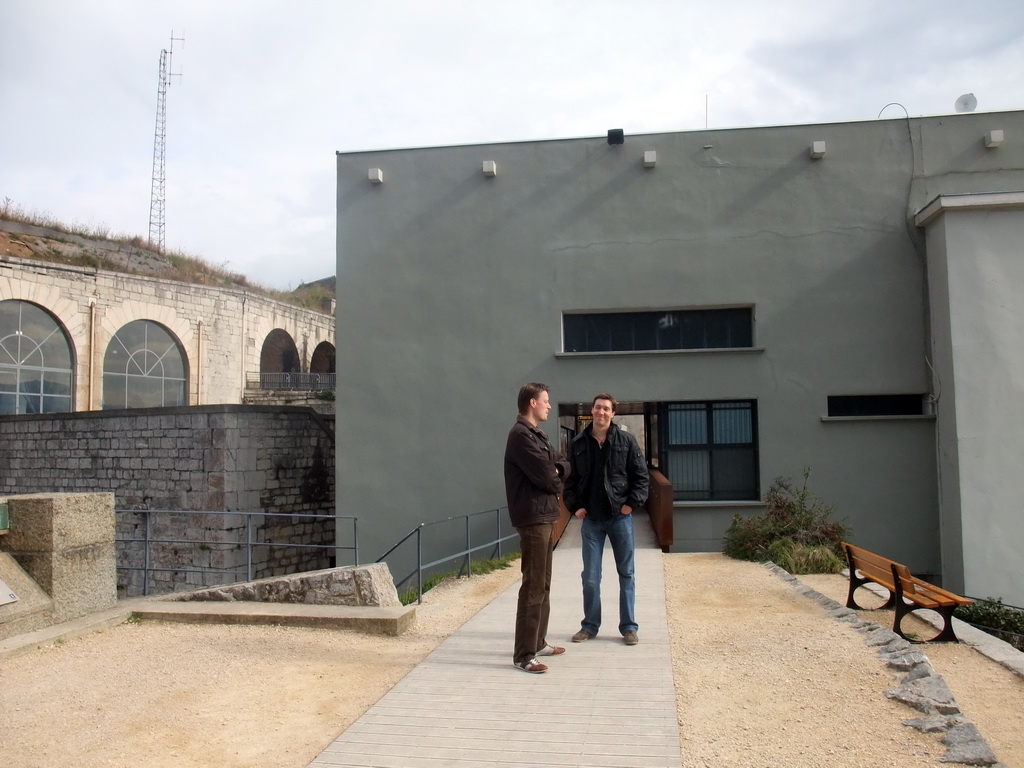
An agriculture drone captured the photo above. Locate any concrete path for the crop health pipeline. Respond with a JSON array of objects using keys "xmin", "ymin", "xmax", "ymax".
[{"xmin": 307, "ymin": 512, "xmax": 682, "ymax": 768}]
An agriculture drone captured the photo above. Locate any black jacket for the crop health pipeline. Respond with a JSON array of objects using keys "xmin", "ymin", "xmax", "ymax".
[
  {"xmin": 504, "ymin": 416, "xmax": 571, "ymax": 528},
  {"xmin": 563, "ymin": 422, "xmax": 649, "ymax": 515}
]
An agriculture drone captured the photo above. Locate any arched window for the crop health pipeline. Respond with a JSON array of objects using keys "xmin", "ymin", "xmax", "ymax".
[
  {"xmin": 103, "ymin": 320, "xmax": 187, "ymax": 409},
  {"xmin": 0, "ymin": 300, "xmax": 75, "ymax": 414}
]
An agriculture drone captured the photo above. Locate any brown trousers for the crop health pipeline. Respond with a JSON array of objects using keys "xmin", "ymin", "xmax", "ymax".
[{"xmin": 513, "ymin": 522, "xmax": 555, "ymax": 664}]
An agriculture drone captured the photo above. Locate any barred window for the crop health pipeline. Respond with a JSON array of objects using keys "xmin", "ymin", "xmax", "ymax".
[{"xmin": 661, "ymin": 400, "xmax": 759, "ymax": 501}]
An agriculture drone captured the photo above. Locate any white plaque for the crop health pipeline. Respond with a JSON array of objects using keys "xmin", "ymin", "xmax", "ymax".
[{"xmin": 0, "ymin": 577, "xmax": 18, "ymax": 606}]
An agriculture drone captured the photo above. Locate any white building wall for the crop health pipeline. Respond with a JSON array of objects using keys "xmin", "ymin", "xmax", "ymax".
[{"xmin": 920, "ymin": 195, "xmax": 1024, "ymax": 604}]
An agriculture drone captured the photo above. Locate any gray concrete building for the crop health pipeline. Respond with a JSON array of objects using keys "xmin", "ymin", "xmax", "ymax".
[{"xmin": 335, "ymin": 111, "xmax": 1024, "ymax": 605}]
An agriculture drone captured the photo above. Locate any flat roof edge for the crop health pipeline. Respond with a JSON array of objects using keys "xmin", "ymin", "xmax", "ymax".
[
  {"xmin": 915, "ymin": 191, "xmax": 1024, "ymax": 227},
  {"xmin": 335, "ymin": 109, "xmax": 1024, "ymax": 158}
]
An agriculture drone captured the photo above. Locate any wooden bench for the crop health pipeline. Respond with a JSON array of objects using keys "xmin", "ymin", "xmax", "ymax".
[{"xmin": 841, "ymin": 542, "xmax": 972, "ymax": 643}]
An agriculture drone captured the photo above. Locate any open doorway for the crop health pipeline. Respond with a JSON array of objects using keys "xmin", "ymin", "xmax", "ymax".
[{"xmin": 557, "ymin": 400, "xmax": 649, "ymax": 460}]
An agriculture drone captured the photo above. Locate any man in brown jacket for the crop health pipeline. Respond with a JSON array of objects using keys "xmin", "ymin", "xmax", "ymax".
[{"xmin": 504, "ymin": 382, "xmax": 571, "ymax": 673}]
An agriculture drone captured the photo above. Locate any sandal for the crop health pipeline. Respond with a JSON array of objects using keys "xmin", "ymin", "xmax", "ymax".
[
  {"xmin": 513, "ymin": 658, "xmax": 548, "ymax": 674},
  {"xmin": 537, "ymin": 644, "xmax": 565, "ymax": 656}
]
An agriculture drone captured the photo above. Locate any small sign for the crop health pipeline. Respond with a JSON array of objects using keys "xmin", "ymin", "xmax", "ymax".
[
  {"xmin": 0, "ymin": 577, "xmax": 17, "ymax": 607},
  {"xmin": 0, "ymin": 500, "xmax": 8, "ymax": 531}
]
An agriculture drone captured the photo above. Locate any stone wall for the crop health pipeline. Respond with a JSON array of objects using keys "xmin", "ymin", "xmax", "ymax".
[
  {"xmin": 0, "ymin": 247, "xmax": 334, "ymax": 409},
  {"xmin": 0, "ymin": 406, "xmax": 335, "ymax": 596}
]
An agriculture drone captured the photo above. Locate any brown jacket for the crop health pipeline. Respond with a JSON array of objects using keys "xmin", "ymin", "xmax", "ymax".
[{"xmin": 503, "ymin": 416, "xmax": 571, "ymax": 528}]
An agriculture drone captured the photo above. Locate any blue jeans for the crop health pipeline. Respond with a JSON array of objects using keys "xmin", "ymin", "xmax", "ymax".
[{"xmin": 580, "ymin": 513, "xmax": 637, "ymax": 635}]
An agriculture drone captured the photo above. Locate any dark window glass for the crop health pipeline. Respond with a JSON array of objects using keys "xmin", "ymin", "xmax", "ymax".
[
  {"xmin": 661, "ymin": 401, "xmax": 759, "ymax": 501},
  {"xmin": 564, "ymin": 308, "xmax": 752, "ymax": 353},
  {"xmin": 827, "ymin": 395, "xmax": 924, "ymax": 418},
  {"xmin": 0, "ymin": 300, "xmax": 75, "ymax": 415},
  {"xmin": 103, "ymin": 320, "xmax": 188, "ymax": 410}
]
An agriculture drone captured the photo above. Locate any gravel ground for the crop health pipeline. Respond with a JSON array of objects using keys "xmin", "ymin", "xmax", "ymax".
[
  {"xmin": 1, "ymin": 554, "xmax": 1021, "ymax": 768},
  {"xmin": 666, "ymin": 554, "xmax": 1023, "ymax": 767}
]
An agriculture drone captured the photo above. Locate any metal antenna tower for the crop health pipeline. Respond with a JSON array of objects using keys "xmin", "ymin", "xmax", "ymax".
[{"xmin": 148, "ymin": 32, "xmax": 183, "ymax": 252}]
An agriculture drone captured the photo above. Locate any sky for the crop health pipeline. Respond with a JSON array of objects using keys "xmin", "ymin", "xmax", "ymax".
[{"xmin": 2, "ymin": 1, "xmax": 1024, "ymax": 291}]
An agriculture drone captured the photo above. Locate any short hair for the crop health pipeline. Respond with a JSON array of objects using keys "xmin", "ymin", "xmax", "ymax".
[
  {"xmin": 518, "ymin": 382, "xmax": 550, "ymax": 415},
  {"xmin": 592, "ymin": 393, "xmax": 618, "ymax": 412}
]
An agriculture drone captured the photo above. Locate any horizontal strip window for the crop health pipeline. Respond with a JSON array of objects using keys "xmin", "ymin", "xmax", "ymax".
[
  {"xmin": 826, "ymin": 394, "xmax": 925, "ymax": 418},
  {"xmin": 563, "ymin": 308, "xmax": 752, "ymax": 353}
]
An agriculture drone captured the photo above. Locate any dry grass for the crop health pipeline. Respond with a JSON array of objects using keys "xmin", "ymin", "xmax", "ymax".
[{"xmin": 0, "ymin": 198, "xmax": 331, "ymax": 310}]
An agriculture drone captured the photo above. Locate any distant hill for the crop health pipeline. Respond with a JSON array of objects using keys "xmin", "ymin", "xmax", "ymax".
[{"xmin": 297, "ymin": 275, "xmax": 336, "ymax": 293}]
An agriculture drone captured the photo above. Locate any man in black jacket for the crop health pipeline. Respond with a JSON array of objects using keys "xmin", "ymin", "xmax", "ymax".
[
  {"xmin": 564, "ymin": 394, "xmax": 649, "ymax": 645},
  {"xmin": 504, "ymin": 382, "xmax": 571, "ymax": 673}
]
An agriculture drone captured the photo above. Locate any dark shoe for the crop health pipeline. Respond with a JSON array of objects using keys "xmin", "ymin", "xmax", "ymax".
[
  {"xmin": 571, "ymin": 629, "xmax": 594, "ymax": 643},
  {"xmin": 623, "ymin": 631, "xmax": 639, "ymax": 646},
  {"xmin": 537, "ymin": 644, "xmax": 565, "ymax": 656},
  {"xmin": 513, "ymin": 658, "xmax": 548, "ymax": 673}
]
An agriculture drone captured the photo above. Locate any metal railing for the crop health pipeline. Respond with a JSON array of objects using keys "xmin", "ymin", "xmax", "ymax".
[
  {"xmin": 376, "ymin": 506, "xmax": 519, "ymax": 604},
  {"xmin": 246, "ymin": 372, "xmax": 337, "ymax": 391},
  {"xmin": 115, "ymin": 509, "xmax": 357, "ymax": 596}
]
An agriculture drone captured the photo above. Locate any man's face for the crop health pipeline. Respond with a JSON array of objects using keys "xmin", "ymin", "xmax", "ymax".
[
  {"xmin": 530, "ymin": 390, "xmax": 552, "ymax": 423},
  {"xmin": 592, "ymin": 398, "xmax": 615, "ymax": 428}
]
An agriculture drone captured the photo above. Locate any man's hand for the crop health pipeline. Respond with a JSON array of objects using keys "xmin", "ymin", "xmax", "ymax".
[
  {"xmin": 620, "ymin": 505, "xmax": 633, "ymax": 516},
  {"xmin": 575, "ymin": 508, "xmax": 587, "ymax": 519}
]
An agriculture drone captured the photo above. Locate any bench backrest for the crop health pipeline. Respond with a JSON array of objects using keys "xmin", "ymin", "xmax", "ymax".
[
  {"xmin": 890, "ymin": 561, "xmax": 971, "ymax": 608},
  {"xmin": 842, "ymin": 542, "xmax": 897, "ymax": 589}
]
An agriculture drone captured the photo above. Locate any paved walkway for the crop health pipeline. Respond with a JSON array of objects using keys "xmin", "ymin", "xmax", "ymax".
[{"xmin": 307, "ymin": 512, "xmax": 681, "ymax": 768}]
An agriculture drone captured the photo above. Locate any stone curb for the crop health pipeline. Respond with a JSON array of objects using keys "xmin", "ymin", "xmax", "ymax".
[{"xmin": 763, "ymin": 563, "xmax": 1006, "ymax": 767}]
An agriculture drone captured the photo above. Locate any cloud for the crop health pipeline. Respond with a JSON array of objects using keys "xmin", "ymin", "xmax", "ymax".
[{"xmin": 2, "ymin": 0, "xmax": 1023, "ymax": 289}]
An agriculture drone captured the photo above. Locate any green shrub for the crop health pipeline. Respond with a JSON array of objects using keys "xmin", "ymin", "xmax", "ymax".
[
  {"xmin": 955, "ymin": 597, "xmax": 1024, "ymax": 652},
  {"xmin": 723, "ymin": 468, "xmax": 848, "ymax": 574},
  {"xmin": 763, "ymin": 537, "xmax": 845, "ymax": 575}
]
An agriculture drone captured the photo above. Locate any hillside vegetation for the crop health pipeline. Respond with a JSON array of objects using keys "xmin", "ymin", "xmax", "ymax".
[{"xmin": 0, "ymin": 199, "xmax": 334, "ymax": 312}]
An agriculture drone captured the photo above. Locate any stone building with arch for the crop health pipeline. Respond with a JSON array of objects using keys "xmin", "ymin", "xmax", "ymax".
[{"xmin": 0, "ymin": 250, "xmax": 335, "ymax": 414}]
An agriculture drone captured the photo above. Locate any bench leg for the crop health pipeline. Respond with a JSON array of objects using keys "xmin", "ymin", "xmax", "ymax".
[
  {"xmin": 893, "ymin": 600, "xmax": 960, "ymax": 643},
  {"xmin": 845, "ymin": 570, "xmax": 896, "ymax": 611}
]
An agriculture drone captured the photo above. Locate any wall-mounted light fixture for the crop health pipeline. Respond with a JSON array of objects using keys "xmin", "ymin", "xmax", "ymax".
[
  {"xmin": 483, "ymin": 160, "xmax": 497, "ymax": 177},
  {"xmin": 986, "ymin": 129, "xmax": 1004, "ymax": 149},
  {"xmin": 809, "ymin": 141, "xmax": 827, "ymax": 160},
  {"xmin": 643, "ymin": 150, "xmax": 657, "ymax": 168},
  {"xmin": 368, "ymin": 168, "xmax": 383, "ymax": 184},
  {"xmin": 607, "ymin": 129, "xmax": 625, "ymax": 145}
]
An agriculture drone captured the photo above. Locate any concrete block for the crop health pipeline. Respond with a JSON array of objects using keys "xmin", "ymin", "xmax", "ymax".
[
  {"xmin": 3, "ymin": 493, "xmax": 114, "ymax": 552},
  {"xmin": 0, "ymin": 493, "xmax": 116, "ymax": 623}
]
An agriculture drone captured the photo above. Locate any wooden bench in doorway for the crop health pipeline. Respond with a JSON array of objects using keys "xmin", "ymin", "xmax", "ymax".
[{"xmin": 841, "ymin": 542, "xmax": 973, "ymax": 643}]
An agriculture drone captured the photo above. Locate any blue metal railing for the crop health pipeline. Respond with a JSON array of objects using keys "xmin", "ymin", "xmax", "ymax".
[{"xmin": 376, "ymin": 506, "xmax": 518, "ymax": 604}]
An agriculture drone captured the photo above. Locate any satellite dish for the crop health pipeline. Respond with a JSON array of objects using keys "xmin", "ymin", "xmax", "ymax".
[{"xmin": 955, "ymin": 93, "xmax": 977, "ymax": 113}]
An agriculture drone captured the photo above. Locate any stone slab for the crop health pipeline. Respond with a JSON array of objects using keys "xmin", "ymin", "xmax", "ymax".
[{"xmin": 133, "ymin": 600, "xmax": 416, "ymax": 636}]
